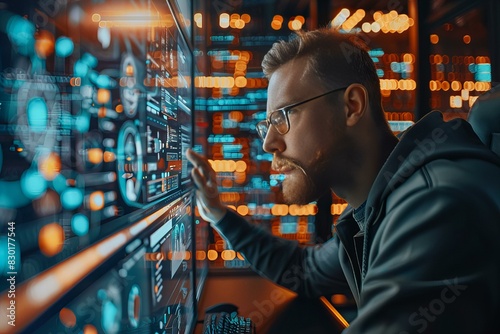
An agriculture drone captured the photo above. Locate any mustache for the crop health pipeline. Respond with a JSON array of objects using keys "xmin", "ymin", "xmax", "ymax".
[
  {"xmin": 272, "ymin": 157, "xmax": 298, "ymax": 170},
  {"xmin": 272, "ymin": 157, "xmax": 307, "ymax": 176}
]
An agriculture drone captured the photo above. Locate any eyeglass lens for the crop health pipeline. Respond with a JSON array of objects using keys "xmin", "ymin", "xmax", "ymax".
[{"xmin": 257, "ymin": 109, "xmax": 288, "ymax": 139}]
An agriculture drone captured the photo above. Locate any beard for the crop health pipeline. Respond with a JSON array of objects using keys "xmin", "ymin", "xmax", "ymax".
[{"xmin": 273, "ymin": 155, "xmax": 331, "ymax": 205}]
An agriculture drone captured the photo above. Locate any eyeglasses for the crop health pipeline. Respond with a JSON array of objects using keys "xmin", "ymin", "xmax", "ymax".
[{"xmin": 256, "ymin": 86, "xmax": 347, "ymax": 140}]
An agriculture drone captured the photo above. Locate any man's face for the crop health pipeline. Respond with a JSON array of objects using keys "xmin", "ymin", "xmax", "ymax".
[{"xmin": 263, "ymin": 58, "xmax": 349, "ymax": 204}]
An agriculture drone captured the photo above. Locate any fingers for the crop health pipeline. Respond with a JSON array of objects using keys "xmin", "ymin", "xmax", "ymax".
[
  {"xmin": 190, "ymin": 164, "xmax": 207, "ymax": 189},
  {"xmin": 186, "ymin": 148, "xmax": 217, "ymax": 196},
  {"xmin": 186, "ymin": 148, "xmax": 208, "ymax": 179},
  {"xmin": 186, "ymin": 148, "xmax": 210, "ymax": 179},
  {"xmin": 191, "ymin": 167, "xmax": 219, "ymax": 200},
  {"xmin": 185, "ymin": 149, "xmax": 227, "ymax": 223},
  {"xmin": 186, "ymin": 148, "xmax": 205, "ymax": 168}
]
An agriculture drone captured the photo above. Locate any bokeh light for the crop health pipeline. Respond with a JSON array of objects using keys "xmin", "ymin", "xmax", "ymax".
[
  {"xmin": 38, "ymin": 152, "xmax": 61, "ymax": 181},
  {"xmin": 21, "ymin": 170, "xmax": 47, "ymax": 199},
  {"xmin": 61, "ymin": 188, "xmax": 84, "ymax": 210},
  {"xmin": 39, "ymin": 223, "xmax": 65, "ymax": 256},
  {"xmin": 35, "ymin": 30, "xmax": 55, "ymax": 58},
  {"xmin": 27, "ymin": 98, "xmax": 48, "ymax": 132},
  {"xmin": 59, "ymin": 308, "xmax": 77, "ymax": 328},
  {"xmin": 6, "ymin": 15, "xmax": 35, "ymax": 56},
  {"xmin": 33, "ymin": 189, "xmax": 61, "ymax": 216},
  {"xmin": 71, "ymin": 214, "xmax": 90, "ymax": 236},
  {"xmin": 55, "ymin": 37, "xmax": 74, "ymax": 58}
]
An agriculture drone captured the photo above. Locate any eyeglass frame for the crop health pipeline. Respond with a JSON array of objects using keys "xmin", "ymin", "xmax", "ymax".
[{"xmin": 256, "ymin": 86, "xmax": 348, "ymax": 140}]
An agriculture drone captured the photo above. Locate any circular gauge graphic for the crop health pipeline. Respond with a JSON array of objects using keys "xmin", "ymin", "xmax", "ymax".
[
  {"xmin": 117, "ymin": 121, "xmax": 143, "ymax": 206},
  {"xmin": 120, "ymin": 54, "xmax": 141, "ymax": 117},
  {"xmin": 127, "ymin": 284, "xmax": 141, "ymax": 329},
  {"xmin": 98, "ymin": 285, "xmax": 122, "ymax": 334},
  {"xmin": 15, "ymin": 81, "xmax": 59, "ymax": 161}
]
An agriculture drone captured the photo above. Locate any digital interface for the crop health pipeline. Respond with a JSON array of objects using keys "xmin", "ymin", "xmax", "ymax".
[{"xmin": 0, "ymin": 0, "xmax": 199, "ymax": 333}]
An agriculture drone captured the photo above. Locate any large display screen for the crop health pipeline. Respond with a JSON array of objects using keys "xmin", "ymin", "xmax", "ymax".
[{"xmin": 0, "ymin": 0, "xmax": 198, "ymax": 333}]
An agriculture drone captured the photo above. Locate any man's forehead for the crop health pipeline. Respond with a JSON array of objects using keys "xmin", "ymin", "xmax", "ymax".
[{"xmin": 267, "ymin": 60, "xmax": 315, "ymax": 109}]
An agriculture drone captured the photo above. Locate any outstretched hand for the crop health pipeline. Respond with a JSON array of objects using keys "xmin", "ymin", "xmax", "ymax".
[{"xmin": 186, "ymin": 148, "xmax": 227, "ymax": 224}]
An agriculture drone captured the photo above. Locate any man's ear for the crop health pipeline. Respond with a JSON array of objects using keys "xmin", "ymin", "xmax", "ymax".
[{"xmin": 343, "ymin": 84, "xmax": 368, "ymax": 127}]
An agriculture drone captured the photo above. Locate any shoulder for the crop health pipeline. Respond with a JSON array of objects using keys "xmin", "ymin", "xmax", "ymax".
[{"xmin": 387, "ymin": 157, "xmax": 500, "ymax": 209}]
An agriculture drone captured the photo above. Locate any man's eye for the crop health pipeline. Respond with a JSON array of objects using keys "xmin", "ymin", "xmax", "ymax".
[
  {"xmin": 270, "ymin": 118, "xmax": 280, "ymax": 126},
  {"xmin": 272, "ymin": 115, "xmax": 285, "ymax": 124}
]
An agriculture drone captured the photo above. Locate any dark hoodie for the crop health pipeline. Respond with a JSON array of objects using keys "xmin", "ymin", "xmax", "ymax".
[{"xmin": 214, "ymin": 111, "xmax": 500, "ymax": 333}]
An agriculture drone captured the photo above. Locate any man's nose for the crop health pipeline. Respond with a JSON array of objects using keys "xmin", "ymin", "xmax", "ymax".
[{"xmin": 262, "ymin": 127, "xmax": 285, "ymax": 153}]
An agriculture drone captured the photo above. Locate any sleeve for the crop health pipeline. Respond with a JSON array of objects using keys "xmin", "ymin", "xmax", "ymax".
[
  {"xmin": 214, "ymin": 209, "xmax": 351, "ymax": 298},
  {"xmin": 345, "ymin": 186, "xmax": 500, "ymax": 334}
]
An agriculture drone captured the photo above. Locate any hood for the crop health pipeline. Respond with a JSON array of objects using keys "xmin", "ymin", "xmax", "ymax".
[{"xmin": 366, "ymin": 111, "xmax": 500, "ymax": 211}]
